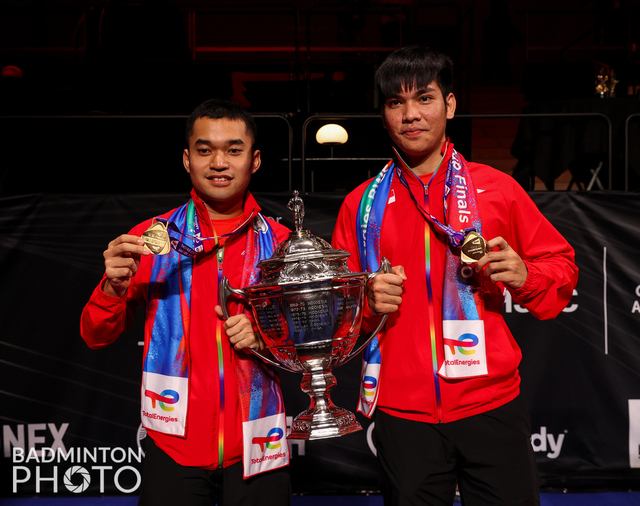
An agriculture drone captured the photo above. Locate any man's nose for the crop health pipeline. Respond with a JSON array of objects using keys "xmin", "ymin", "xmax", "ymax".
[
  {"xmin": 403, "ymin": 102, "xmax": 420, "ymax": 122},
  {"xmin": 210, "ymin": 153, "xmax": 227, "ymax": 168}
]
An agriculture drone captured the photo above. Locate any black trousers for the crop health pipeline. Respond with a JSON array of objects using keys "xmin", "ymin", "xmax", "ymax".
[
  {"xmin": 373, "ymin": 396, "xmax": 540, "ymax": 506},
  {"xmin": 138, "ymin": 437, "xmax": 291, "ymax": 506}
]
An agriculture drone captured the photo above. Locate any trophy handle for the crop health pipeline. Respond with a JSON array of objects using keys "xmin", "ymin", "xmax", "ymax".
[
  {"xmin": 343, "ymin": 257, "xmax": 392, "ymax": 362},
  {"xmin": 218, "ymin": 276, "xmax": 289, "ymax": 370}
]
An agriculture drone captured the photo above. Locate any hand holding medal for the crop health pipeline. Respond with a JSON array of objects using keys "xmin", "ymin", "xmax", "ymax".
[
  {"xmin": 102, "ymin": 234, "xmax": 152, "ymax": 297},
  {"xmin": 474, "ymin": 236, "xmax": 528, "ymax": 289}
]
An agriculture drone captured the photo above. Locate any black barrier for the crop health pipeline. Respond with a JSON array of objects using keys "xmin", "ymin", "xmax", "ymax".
[{"xmin": 2, "ymin": 191, "xmax": 640, "ymax": 497}]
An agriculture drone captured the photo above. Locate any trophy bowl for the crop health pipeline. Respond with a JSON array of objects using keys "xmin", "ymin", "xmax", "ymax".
[{"xmin": 220, "ymin": 192, "xmax": 389, "ymax": 440}]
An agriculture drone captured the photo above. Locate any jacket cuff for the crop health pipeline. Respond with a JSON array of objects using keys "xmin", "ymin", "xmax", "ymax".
[
  {"xmin": 509, "ymin": 260, "xmax": 538, "ymax": 299},
  {"xmin": 94, "ymin": 278, "xmax": 128, "ymax": 305}
]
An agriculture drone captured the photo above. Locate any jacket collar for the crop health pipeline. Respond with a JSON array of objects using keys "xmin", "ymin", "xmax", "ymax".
[{"xmin": 189, "ymin": 188, "xmax": 260, "ymax": 250}]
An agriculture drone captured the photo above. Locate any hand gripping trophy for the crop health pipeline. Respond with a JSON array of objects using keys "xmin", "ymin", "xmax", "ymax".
[{"xmin": 220, "ymin": 191, "xmax": 390, "ymax": 440}]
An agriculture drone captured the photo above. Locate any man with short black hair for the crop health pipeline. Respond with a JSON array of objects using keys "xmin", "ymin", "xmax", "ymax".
[
  {"xmin": 332, "ymin": 46, "xmax": 578, "ymax": 505},
  {"xmin": 81, "ymin": 99, "xmax": 291, "ymax": 505}
]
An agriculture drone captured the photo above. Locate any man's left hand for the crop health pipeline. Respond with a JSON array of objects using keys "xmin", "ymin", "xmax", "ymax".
[
  {"xmin": 214, "ymin": 306, "xmax": 265, "ymax": 352},
  {"xmin": 475, "ymin": 236, "xmax": 528, "ymax": 289}
]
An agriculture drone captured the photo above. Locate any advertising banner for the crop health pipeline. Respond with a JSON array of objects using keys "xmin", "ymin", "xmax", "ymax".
[{"xmin": 1, "ymin": 191, "xmax": 640, "ymax": 497}]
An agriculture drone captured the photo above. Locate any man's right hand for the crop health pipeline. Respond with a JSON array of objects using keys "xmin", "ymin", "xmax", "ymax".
[
  {"xmin": 103, "ymin": 234, "xmax": 151, "ymax": 297},
  {"xmin": 367, "ymin": 265, "xmax": 407, "ymax": 316}
]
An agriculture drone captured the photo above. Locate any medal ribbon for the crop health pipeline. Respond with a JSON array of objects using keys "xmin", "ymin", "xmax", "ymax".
[
  {"xmin": 215, "ymin": 243, "xmax": 226, "ymax": 468},
  {"xmin": 419, "ymin": 151, "xmax": 444, "ymax": 417},
  {"xmin": 392, "ymin": 146, "xmax": 477, "ymax": 247},
  {"xmin": 151, "ymin": 213, "xmax": 255, "ymax": 257}
]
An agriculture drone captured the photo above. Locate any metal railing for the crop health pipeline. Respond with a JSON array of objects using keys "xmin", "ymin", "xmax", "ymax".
[
  {"xmin": 457, "ymin": 112, "xmax": 613, "ymax": 191},
  {"xmin": 254, "ymin": 114, "xmax": 294, "ymax": 192},
  {"xmin": 0, "ymin": 113, "xmax": 294, "ymax": 193},
  {"xmin": 302, "ymin": 114, "xmax": 384, "ymax": 193},
  {"xmin": 625, "ymin": 113, "xmax": 640, "ymax": 193},
  {"xmin": 301, "ymin": 112, "xmax": 616, "ymax": 192},
  {"xmin": 3, "ymin": 111, "xmax": 634, "ymax": 194}
]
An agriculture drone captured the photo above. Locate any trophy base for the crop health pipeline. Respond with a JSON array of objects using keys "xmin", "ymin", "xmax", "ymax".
[{"xmin": 288, "ymin": 405, "xmax": 362, "ymax": 440}]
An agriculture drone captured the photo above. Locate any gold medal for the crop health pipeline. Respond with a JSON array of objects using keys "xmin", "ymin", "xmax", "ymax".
[
  {"xmin": 142, "ymin": 221, "xmax": 171, "ymax": 255},
  {"xmin": 460, "ymin": 231, "xmax": 487, "ymax": 264}
]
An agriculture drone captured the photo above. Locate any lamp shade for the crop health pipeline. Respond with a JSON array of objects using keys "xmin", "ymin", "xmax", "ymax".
[{"xmin": 316, "ymin": 124, "xmax": 348, "ymax": 145}]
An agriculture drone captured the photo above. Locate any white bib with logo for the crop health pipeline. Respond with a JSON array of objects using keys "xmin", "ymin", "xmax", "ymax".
[{"xmin": 438, "ymin": 320, "xmax": 488, "ymax": 379}]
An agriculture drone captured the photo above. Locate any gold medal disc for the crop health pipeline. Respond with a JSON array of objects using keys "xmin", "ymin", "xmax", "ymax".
[
  {"xmin": 142, "ymin": 221, "xmax": 171, "ymax": 255},
  {"xmin": 460, "ymin": 231, "xmax": 487, "ymax": 264}
]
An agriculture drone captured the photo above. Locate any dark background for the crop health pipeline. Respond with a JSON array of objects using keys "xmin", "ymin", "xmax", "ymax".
[{"xmin": 2, "ymin": 0, "xmax": 640, "ymax": 194}]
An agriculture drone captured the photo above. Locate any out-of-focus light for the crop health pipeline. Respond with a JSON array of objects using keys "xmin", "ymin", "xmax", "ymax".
[{"xmin": 316, "ymin": 124, "xmax": 348, "ymax": 145}]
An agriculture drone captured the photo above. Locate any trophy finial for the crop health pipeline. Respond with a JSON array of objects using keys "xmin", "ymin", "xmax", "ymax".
[{"xmin": 288, "ymin": 190, "xmax": 305, "ymax": 232}]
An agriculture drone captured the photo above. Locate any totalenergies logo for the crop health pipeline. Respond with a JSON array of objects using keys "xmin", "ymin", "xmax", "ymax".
[
  {"xmin": 363, "ymin": 376, "xmax": 377, "ymax": 397},
  {"xmin": 144, "ymin": 389, "xmax": 179, "ymax": 411},
  {"xmin": 252, "ymin": 428, "xmax": 284, "ymax": 452},
  {"xmin": 444, "ymin": 333, "xmax": 478, "ymax": 355}
]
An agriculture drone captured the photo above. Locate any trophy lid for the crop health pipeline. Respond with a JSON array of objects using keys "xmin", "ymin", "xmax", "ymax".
[{"xmin": 255, "ymin": 191, "xmax": 353, "ymax": 284}]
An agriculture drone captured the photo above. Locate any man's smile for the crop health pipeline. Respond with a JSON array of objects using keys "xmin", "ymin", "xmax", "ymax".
[
  {"xmin": 402, "ymin": 128, "xmax": 426, "ymax": 137},
  {"xmin": 206, "ymin": 174, "xmax": 232, "ymax": 182}
]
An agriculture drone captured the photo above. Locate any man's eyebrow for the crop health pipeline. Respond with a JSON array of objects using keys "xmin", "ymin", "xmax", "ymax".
[
  {"xmin": 193, "ymin": 138, "xmax": 246, "ymax": 146},
  {"xmin": 412, "ymin": 86, "xmax": 437, "ymax": 96}
]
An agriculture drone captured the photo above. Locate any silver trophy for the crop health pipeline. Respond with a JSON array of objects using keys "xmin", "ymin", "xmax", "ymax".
[{"xmin": 220, "ymin": 191, "xmax": 389, "ymax": 440}]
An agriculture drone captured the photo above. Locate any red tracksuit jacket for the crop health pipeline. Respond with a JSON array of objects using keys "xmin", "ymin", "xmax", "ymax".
[
  {"xmin": 81, "ymin": 190, "xmax": 290, "ymax": 468},
  {"xmin": 332, "ymin": 143, "xmax": 578, "ymax": 424}
]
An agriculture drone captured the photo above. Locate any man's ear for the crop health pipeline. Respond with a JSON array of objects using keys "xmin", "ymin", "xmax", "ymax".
[
  {"xmin": 446, "ymin": 93, "xmax": 456, "ymax": 120},
  {"xmin": 183, "ymin": 148, "xmax": 191, "ymax": 173},
  {"xmin": 251, "ymin": 149, "xmax": 261, "ymax": 175}
]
